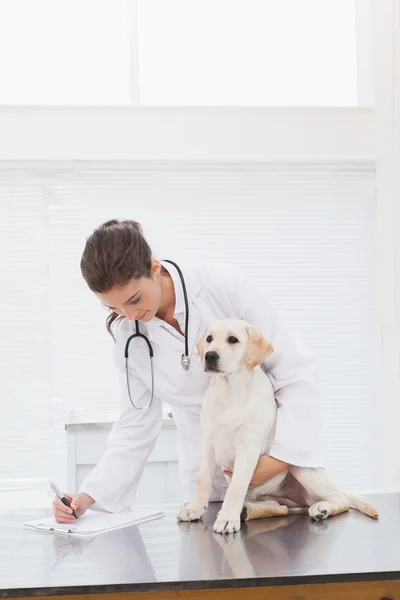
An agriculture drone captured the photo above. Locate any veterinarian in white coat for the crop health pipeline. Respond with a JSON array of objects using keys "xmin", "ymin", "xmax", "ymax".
[{"xmin": 53, "ymin": 219, "xmax": 324, "ymax": 523}]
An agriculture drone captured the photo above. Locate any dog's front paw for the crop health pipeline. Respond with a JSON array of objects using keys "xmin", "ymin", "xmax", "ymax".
[
  {"xmin": 178, "ymin": 503, "xmax": 206, "ymax": 522},
  {"xmin": 308, "ymin": 501, "xmax": 332, "ymax": 521},
  {"xmin": 213, "ymin": 511, "xmax": 242, "ymax": 534}
]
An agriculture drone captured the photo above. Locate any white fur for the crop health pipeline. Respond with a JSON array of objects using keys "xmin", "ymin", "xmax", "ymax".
[{"xmin": 178, "ymin": 318, "xmax": 379, "ymax": 534}]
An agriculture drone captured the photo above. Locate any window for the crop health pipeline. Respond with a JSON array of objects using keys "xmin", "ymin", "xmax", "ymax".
[
  {"xmin": 0, "ymin": 0, "xmax": 131, "ymax": 105},
  {"xmin": 138, "ymin": 0, "xmax": 359, "ymax": 106},
  {"xmin": 0, "ymin": 0, "xmax": 372, "ymax": 106}
]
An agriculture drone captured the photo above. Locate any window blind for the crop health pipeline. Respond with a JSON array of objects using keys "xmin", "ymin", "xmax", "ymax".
[{"xmin": 0, "ymin": 162, "xmax": 378, "ymax": 492}]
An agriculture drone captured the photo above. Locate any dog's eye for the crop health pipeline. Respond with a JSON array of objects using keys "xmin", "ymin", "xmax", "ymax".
[
  {"xmin": 206, "ymin": 335, "xmax": 213, "ymax": 343},
  {"xmin": 228, "ymin": 336, "xmax": 239, "ymax": 344}
]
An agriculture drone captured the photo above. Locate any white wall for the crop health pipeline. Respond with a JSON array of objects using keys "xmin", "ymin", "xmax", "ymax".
[
  {"xmin": 371, "ymin": 0, "xmax": 400, "ymax": 491},
  {"xmin": 0, "ymin": 107, "xmax": 373, "ymax": 161}
]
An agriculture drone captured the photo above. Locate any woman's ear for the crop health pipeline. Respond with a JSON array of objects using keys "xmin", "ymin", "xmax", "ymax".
[
  {"xmin": 244, "ymin": 326, "xmax": 274, "ymax": 370},
  {"xmin": 196, "ymin": 331, "xmax": 207, "ymax": 361},
  {"xmin": 151, "ymin": 258, "xmax": 162, "ymax": 277}
]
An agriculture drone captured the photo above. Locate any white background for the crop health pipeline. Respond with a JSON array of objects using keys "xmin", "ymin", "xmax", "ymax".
[{"xmin": 0, "ymin": 0, "xmax": 399, "ymax": 503}]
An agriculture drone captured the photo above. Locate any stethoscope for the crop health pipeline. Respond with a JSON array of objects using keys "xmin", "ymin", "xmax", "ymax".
[{"xmin": 124, "ymin": 260, "xmax": 190, "ymax": 410}]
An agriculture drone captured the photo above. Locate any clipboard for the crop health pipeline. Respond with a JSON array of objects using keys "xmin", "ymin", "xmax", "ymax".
[{"xmin": 24, "ymin": 507, "xmax": 165, "ymax": 538}]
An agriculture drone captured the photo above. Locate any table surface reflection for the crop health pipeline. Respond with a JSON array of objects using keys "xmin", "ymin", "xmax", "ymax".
[{"xmin": 0, "ymin": 494, "xmax": 398, "ymax": 597}]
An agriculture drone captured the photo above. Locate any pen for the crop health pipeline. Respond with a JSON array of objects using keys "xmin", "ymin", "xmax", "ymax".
[{"xmin": 50, "ymin": 481, "xmax": 78, "ymax": 519}]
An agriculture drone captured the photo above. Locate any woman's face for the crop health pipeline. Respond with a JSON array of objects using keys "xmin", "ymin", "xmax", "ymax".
[{"xmin": 96, "ymin": 260, "xmax": 163, "ymax": 322}]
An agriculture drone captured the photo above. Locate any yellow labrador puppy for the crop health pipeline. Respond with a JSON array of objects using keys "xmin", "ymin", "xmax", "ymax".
[{"xmin": 178, "ymin": 318, "xmax": 378, "ymax": 534}]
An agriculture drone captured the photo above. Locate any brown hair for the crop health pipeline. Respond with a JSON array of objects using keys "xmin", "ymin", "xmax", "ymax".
[{"xmin": 80, "ymin": 219, "xmax": 153, "ymax": 337}]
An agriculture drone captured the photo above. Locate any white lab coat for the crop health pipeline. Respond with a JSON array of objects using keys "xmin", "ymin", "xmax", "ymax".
[{"xmin": 80, "ymin": 261, "xmax": 324, "ymax": 512}]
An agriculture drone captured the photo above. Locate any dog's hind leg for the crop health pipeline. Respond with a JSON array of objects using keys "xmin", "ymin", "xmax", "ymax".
[
  {"xmin": 241, "ymin": 499, "xmax": 289, "ymax": 521},
  {"xmin": 289, "ymin": 467, "xmax": 350, "ymax": 521},
  {"xmin": 289, "ymin": 466, "xmax": 379, "ymax": 521}
]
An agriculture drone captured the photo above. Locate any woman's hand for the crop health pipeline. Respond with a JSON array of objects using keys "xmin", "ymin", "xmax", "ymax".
[
  {"xmin": 52, "ymin": 492, "xmax": 95, "ymax": 523},
  {"xmin": 224, "ymin": 455, "xmax": 288, "ymax": 489}
]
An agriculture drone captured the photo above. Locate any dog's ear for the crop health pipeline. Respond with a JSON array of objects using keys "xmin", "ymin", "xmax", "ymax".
[
  {"xmin": 196, "ymin": 331, "xmax": 207, "ymax": 361},
  {"xmin": 244, "ymin": 326, "xmax": 274, "ymax": 370}
]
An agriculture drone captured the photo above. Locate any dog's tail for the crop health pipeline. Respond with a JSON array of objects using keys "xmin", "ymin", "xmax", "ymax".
[{"xmin": 346, "ymin": 493, "xmax": 379, "ymax": 519}]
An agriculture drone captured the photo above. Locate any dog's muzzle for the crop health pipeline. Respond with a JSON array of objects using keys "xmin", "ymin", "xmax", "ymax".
[{"xmin": 205, "ymin": 351, "xmax": 220, "ymax": 372}]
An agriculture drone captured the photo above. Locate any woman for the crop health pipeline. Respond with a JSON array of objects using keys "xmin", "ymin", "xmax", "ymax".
[{"xmin": 53, "ymin": 219, "xmax": 324, "ymax": 523}]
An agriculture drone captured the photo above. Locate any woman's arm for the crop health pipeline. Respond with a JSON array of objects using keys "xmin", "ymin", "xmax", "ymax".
[
  {"xmin": 224, "ymin": 455, "xmax": 288, "ymax": 488},
  {"xmin": 79, "ymin": 343, "xmax": 162, "ymax": 512}
]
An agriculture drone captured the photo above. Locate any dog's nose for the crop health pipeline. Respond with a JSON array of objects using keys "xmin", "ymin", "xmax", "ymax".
[{"xmin": 205, "ymin": 351, "xmax": 219, "ymax": 363}]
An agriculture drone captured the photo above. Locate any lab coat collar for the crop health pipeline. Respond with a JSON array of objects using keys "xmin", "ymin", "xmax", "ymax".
[
  {"xmin": 161, "ymin": 260, "xmax": 185, "ymax": 316},
  {"xmin": 160, "ymin": 260, "xmax": 202, "ymax": 318}
]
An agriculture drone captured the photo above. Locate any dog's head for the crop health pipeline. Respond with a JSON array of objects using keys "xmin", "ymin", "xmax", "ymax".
[{"xmin": 197, "ymin": 318, "xmax": 274, "ymax": 376}]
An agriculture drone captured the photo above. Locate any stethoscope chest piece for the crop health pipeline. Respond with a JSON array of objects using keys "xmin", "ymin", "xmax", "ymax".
[{"xmin": 181, "ymin": 354, "xmax": 190, "ymax": 371}]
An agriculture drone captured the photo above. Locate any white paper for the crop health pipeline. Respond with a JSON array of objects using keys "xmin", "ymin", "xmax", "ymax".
[{"xmin": 24, "ymin": 508, "xmax": 164, "ymax": 537}]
